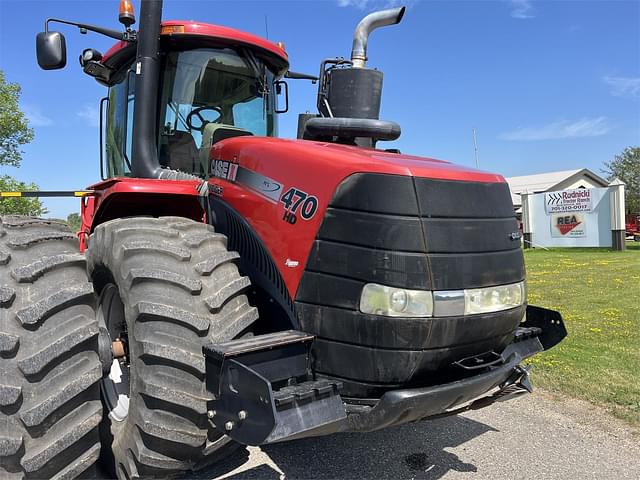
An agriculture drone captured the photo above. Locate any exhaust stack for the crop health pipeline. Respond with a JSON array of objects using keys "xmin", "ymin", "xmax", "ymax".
[
  {"xmin": 350, "ymin": 7, "xmax": 405, "ymax": 68},
  {"xmin": 131, "ymin": 0, "xmax": 163, "ymax": 179},
  {"xmin": 300, "ymin": 6, "xmax": 405, "ymax": 147},
  {"xmin": 132, "ymin": 0, "xmax": 200, "ymax": 180}
]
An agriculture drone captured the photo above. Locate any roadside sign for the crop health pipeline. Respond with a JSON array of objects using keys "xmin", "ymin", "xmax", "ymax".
[
  {"xmin": 551, "ymin": 213, "xmax": 586, "ymax": 238},
  {"xmin": 545, "ymin": 189, "xmax": 592, "ymax": 214},
  {"xmin": 527, "ymin": 187, "xmax": 611, "ymax": 247}
]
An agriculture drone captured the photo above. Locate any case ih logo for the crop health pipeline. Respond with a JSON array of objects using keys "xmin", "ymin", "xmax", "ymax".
[
  {"xmin": 211, "ymin": 160, "xmax": 238, "ymax": 181},
  {"xmin": 552, "ymin": 213, "xmax": 586, "ymax": 237}
]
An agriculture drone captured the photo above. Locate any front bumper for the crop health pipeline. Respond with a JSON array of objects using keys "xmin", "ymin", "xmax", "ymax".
[
  {"xmin": 343, "ymin": 337, "xmax": 539, "ymax": 432},
  {"xmin": 340, "ymin": 305, "xmax": 566, "ymax": 433},
  {"xmin": 204, "ymin": 305, "xmax": 566, "ymax": 444}
]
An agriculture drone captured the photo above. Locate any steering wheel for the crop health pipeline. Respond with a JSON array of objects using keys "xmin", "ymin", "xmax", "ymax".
[{"xmin": 186, "ymin": 106, "xmax": 222, "ymax": 132}]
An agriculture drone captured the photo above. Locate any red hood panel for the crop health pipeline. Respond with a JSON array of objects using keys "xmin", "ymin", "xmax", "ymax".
[
  {"xmin": 209, "ymin": 137, "xmax": 508, "ymax": 299},
  {"xmin": 212, "ymin": 137, "xmax": 504, "ymax": 184}
]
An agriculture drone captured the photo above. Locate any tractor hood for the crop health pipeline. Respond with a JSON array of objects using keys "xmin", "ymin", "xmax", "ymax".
[
  {"xmin": 208, "ymin": 136, "xmax": 515, "ymax": 305},
  {"xmin": 210, "ymin": 136, "xmax": 504, "ymax": 185}
]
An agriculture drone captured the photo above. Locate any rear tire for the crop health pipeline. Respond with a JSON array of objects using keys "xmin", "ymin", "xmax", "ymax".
[
  {"xmin": 86, "ymin": 216, "xmax": 258, "ymax": 479},
  {"xmin": 0, "ymin": 216, "xmax": 101, "ymax": 479}
]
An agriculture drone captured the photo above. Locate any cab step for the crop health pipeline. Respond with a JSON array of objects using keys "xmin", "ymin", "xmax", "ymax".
[{"xmin": 203, "ymin": 330, "xmax": 346, "ymax": 445}]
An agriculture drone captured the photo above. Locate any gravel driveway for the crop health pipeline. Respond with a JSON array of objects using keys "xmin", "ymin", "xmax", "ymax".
[{"xmin": 192, "ymin": 391, "xmax": 639, "ymax": 480}]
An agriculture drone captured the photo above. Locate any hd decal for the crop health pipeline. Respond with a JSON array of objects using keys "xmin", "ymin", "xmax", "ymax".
[{"xmin": 280, "ymin": 187, "xmax": 319, "ymax": 224}]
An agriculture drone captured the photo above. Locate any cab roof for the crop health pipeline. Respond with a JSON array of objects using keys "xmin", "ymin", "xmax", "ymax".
[{"xmin": 102, "ymin": 20, "xmax": 289, "ymax": 75}]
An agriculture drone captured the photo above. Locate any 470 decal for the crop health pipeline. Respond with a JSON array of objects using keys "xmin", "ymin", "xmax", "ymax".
[{"xmin": 280, "ymin": 187, "xmax": 318, "ymax": 224}]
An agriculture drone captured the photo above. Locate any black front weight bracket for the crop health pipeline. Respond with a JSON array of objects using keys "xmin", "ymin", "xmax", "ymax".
[
  {"xmin": 521, "ymin": 305, "xmax": 567, "ymax": 351},
  {"xmin": 203, "ymin": 330, "xmax": 346, "ymax": 445}
]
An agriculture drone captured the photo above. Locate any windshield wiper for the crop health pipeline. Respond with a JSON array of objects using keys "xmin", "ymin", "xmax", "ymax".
[
  {"xmin": 243, "ymin": 49, "xmax": 268, "ymax": 93},
  {"xmin": 241, "ymin": 49, "xmax": 269, "ymax": 119}
]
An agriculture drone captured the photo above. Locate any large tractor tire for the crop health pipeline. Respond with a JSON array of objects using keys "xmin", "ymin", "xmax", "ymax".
[
  {"xmin": 86, "ymin": 216, "xmax": 258, "ymax": 478},
  {"xmin": 0, "ymin": 216, "xmax": 102, "ymax": 479}
]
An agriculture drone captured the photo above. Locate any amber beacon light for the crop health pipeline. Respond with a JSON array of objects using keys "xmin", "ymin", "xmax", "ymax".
[{"xmin": 119, "ymin": 0, "xmax": 136, "ymax": 27}]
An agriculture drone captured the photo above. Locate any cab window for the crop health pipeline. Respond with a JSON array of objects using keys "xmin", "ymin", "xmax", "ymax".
[
  {"xmin": 158, "ymin": 48, "xmax": 277, "ymax": 176},
  {"xmin": 105, "ymin": 71, "xmax": 134, "ymax": 177}
]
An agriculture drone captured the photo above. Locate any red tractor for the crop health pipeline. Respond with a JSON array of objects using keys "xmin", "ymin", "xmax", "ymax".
[
  {"xmin": 0, "ymin": 1, "xmax": 566, "ymax": 478},
  {"xmin": 626, "ymin": 214, "xmax": 640, "ymax": 240}
]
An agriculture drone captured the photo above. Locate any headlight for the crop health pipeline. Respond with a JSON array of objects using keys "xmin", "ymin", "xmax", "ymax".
[
  {"xmin": 464, "ymin": 282, "xmax": 525, "ymax": 315},
  {"xmin": 359, "ymin": 283, "xmax": 433, "ymax": 317},
  {"xmin": 359, "ymin": 281, "xmax": 525, "ymax": 317}
]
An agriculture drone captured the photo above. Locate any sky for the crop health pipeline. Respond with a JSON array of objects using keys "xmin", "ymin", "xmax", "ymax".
[{"xmin": 0, "ymin": 0, "xmax": 638, "ymax": 218}]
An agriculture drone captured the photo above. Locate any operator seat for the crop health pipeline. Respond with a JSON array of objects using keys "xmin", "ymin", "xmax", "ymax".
[
  {"xmin": 159, "ymin": 131, "xmax": 201, "ymax": 174},
  {"xmin": 199, "ymin": 123, "xmax": 253, "ymax": 174}
]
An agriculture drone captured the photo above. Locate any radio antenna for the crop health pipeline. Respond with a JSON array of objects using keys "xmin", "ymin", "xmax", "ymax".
[{"xmin": 472, "ymin": 128, "xmax": 479, "ymax": 168}]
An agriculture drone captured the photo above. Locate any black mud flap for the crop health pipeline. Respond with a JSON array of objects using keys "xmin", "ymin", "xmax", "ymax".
[{"xmin": 203, "ymin": 330, "xmax": 346, "ymax": 445}]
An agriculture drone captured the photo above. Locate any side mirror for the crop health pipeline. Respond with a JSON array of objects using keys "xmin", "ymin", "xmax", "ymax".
[
  {"xmin": 274, "ymin": 80, "xmax": 288, "ymax": 114},
  {"xmin": 36, "ymin": 31, "xmax": 67, "ymax": 70}
]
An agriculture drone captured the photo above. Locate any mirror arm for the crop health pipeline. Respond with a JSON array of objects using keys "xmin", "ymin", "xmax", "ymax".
[
  {"xmin": 45, "ymin": 18, "xmax": 136, "ymax": 42},
  {"xmin": 285, "ymin": 70, "xmax": 319, "ymax": 82}
]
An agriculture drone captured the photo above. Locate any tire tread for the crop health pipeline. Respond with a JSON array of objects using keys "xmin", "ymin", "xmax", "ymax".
[
  {"xmin": 86, "ymin": 216, "xmax": 257, "ymax": 479},
  {"xmin": 0, "ymin": 216, "xmax": 101, "ymax": 479}
]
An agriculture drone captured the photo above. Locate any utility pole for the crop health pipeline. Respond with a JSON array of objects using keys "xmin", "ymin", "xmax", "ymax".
[{"xmin": 472, "ymin": 128, "xmax": 479, "ymax": 169}]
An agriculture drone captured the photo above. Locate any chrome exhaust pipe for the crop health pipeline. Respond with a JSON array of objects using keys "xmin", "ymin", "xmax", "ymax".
[{"xmin": 350, "ymin": 6, "xmax": 405, "ymax": 68}]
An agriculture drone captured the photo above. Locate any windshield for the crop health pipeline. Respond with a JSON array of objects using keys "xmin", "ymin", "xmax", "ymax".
[{"xmin": 158, "ymin": 48, "xmax": 277, "ymax": 176}]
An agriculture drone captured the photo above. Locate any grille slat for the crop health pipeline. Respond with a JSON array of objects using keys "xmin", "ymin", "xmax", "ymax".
[
  {"xmin": 307, "ymin": 240, "xmax": 430, "ymax": 289},
  {"xmin": 414, "ymin": 177, "xmax": 515, "ymax": 218}
]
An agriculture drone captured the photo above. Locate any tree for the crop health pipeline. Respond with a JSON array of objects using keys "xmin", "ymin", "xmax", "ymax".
[
  {"xmin": 66, "ymin": 212, "xmax": 82, "ymax": 232},
  {"xmin": 0, "ymin": 70, "xmax": 33, "ymax": 167},
  {"xmin": 0, "ymin": 69, "xmax": 45, "ymax": 215},
  {"xmin": 0, "ymin": 176, "xmax": 46, "ymax": 216},
  {"xmin": 603, "ymin": 147, "xmax": 640, "ymax": 214}
]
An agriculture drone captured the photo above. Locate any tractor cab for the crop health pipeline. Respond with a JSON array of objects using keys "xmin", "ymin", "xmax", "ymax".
[
  {"xmin": 96, "ymin": 23, "xmax": 289, "ymax": 179},
  {"xmin": 36, "ymin": 13, "xmax": 289, "ymax": 179}
]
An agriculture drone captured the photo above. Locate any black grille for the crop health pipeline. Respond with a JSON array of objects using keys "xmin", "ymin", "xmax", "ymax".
[
  {"xmin": 295, "ymin": 173, "xmax": 525, "ymax": 396},
  {"xmin": 300, "ymin": 173, "xmax": 524, "ymax": 300}
]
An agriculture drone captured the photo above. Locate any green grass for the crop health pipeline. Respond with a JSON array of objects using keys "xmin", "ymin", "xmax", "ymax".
[{"xmin": 524, "ymin": 242, "xmax": 640, "ymax": 426}]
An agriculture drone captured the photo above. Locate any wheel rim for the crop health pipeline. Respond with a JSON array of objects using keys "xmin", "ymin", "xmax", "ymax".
[{"xmin": 98, "ymin": 284, "xmax": 131, "ymax": 422}]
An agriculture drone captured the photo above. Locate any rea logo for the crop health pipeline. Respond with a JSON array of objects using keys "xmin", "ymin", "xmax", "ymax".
[
  {"xmin": 556, "ymin": 215, "xmax": 581, "ymax": 235},
  {"xmin": 551, "ymin": 213, "xmax": 586, "ymax": 237}
]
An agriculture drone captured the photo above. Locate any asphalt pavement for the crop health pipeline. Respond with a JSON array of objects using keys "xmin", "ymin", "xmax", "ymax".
[{"xmin": 191, "ymin": 391, "xmax": 640, "ymax": 480}]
